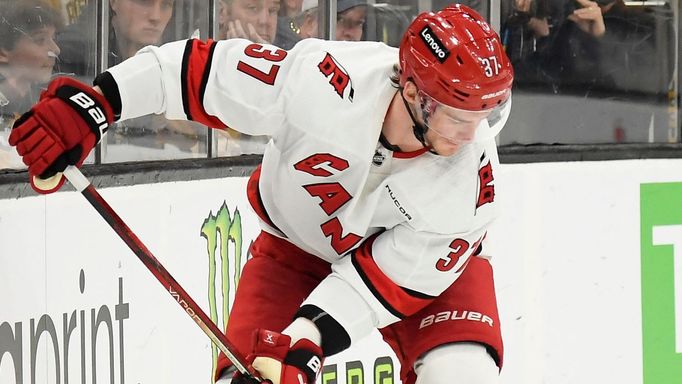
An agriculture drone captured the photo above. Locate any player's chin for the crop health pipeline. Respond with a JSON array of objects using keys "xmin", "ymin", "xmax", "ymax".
[{"xmin": 432, "ymin": 141, "xmax": 464, "ymax": 157}]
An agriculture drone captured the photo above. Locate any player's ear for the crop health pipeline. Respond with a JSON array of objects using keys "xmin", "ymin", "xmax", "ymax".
[{"xmin": 402, "ymin": 80, "xmax": 418, "ymax": 104}]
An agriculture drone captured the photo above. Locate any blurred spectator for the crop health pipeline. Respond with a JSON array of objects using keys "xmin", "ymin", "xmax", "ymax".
[
  {"xmin": 0, "ymin": 0, "xmax": 61, "ymax": 169},
  {"xmin": 595, "ymin": 0, "xmax": 674, "ymax": 96},
  {"xmin": 335, "ymin": 0, "xmax": 367, "ymax": 41},
  {"xmin": 58, "ymin": 0, "xmax": 173, "ymax": 78},
  {"xmin": 500, "ymin": 0, "xmax": 551, "ymax": 84},
  {"xmin": 504, "ymin": 0, "xmax": 673, "ymax": 97},
  {"xmin": 274, "ymin": 0, "xmax": 366, "ymax": 49},
  {"xmin": 218, "ymin": 0, "xmax": 280, "ymax": 43},
  {"xmin": 500, "ymin": 0, "xmax": 676, "ymax": 144},
  {"xmin": 502, "ymin": 0, "xmax": 606, "ymax": 92},
  {"xmin": 110, "ymin": 0, "xmax": 174, "ymax": 60},
  {"xmin": 542, "ymin": 0, "xmax": 606, "ymax": 92}
]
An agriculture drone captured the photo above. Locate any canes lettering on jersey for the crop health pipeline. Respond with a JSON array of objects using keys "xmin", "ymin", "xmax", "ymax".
[{"xmin": 294, "ymin": 153, "xmax": 362, "ymax": 255}]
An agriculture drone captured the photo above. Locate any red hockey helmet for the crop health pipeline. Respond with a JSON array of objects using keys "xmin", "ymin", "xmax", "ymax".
[{"xmin": 399, "ymin": 4, "xmax": 513, "ymax": 112}]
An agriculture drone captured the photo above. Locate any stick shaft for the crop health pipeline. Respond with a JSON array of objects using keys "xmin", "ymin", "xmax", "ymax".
[{"xmin": 63, "ymin": 166, "xmax": 258, "ymax": 380}]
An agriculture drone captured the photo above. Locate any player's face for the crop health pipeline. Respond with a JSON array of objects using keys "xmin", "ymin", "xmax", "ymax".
[
  {"xmin": 335, "ymin": 6, "xmax": 365, "ymax": 41},
  {"xmin": 423, "ymin": 97, "xmax": 492, "ymax": 157},
  {"xmin": 0, "ymin": 26, "xmax": 60, "ymax": 84},
  {"xmin": 111, "ymin": 0, "xmax": 173, "ymax": 50},
  {"xmin": 227, "ymin": 0, "xmax": 280, "ymax": 43}
]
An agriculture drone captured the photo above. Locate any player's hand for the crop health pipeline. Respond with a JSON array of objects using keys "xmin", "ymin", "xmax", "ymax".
[
  {"xmin": 8, "ymin": 77, "xmax": 114, "ymax": 193},
  {"xmin": 234, "ymin": 329, "xmax": 323, "ymax": 384}
]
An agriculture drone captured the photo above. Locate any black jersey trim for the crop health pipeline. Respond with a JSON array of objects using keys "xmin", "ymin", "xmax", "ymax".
[
  {"xmin": 93, "ymin": 71, "xmax": 122, "ymax": 120},
  {"xmin": 350, "ymin": 251, "xmax": 405, "ymax": 319},
  {"xmin": 199, "ymin": 41, "xmax": 218, "ymax": 108},
  {"xmin": 180, "ymin": 39, "xmax": 194, "ymax": 120}
]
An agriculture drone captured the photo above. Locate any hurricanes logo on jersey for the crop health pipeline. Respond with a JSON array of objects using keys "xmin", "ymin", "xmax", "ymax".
[
  {"xmin": 318, "ymin": 53, "xmax": 355, "ymax": 101},
  {"xmin": 476, "ymin": 160, "xmax": 495, "ymax": 208}
]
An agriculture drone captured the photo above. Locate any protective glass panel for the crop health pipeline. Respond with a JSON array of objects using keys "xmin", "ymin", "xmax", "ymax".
[
  {"xmin": 0, "ymin": 0, "xmax": 68, "ymax": 170},
  {"xmin": 214, "ymin": 0, "xmax": 289, "ymax": 156},
  {"xmin": 499, "ymin": 0, "xmax": 679, "ymax": 144},
  {"xmin": 363, "ymin": 0, "xmax": 487, "ymax": 46},
  {"xmin": 102, "ymin": 0, "xmax": 211, "ymax": 163}
]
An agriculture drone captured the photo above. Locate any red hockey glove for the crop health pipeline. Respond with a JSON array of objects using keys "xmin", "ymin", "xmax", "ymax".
[
  {"xmin": 234, "ymin": 329, "xmax": 323, "ymax": 384},
  {"xmin": 8, "ymin": 76, "xmax": 114, "ymax": 193}
]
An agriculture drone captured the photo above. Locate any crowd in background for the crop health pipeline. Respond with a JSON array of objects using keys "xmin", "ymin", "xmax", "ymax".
[{"xmin": 0, "ymin": 0, "xmax": 678, "ymax": 170}]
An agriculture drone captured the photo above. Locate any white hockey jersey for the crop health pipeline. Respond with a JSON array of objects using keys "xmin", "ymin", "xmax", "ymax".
[{"xmin": 106, "ymin": 38, "xmax": 502, "ymax": 346}]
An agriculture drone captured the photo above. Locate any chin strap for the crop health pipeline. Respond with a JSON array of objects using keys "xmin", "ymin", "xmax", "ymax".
[
  {"xmin": 400, "ymin": 88, "xmax": 430, "ymax": 148},
  {"xmin": 379, "ymin": 133, "xmax": 402, "ymax": 152}
]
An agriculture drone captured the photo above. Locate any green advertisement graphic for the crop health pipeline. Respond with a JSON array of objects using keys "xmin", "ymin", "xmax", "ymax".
[
  {"xmin": 641, "ymin": 182, "xmax": 682, "ymax": 384},
  {"xmin": 201, "ymin": 202, "xmax": 249, "ymax": 383}
]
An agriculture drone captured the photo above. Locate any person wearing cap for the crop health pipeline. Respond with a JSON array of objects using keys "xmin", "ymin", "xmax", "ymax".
[{"xmin": 274, "ymin": 0, "xmax": 367, "ymax": 49}]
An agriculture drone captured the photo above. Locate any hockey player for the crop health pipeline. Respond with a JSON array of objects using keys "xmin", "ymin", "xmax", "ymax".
[{"xmin": 9, "ymin": 4, "xmax": 513, "ymax": 384}]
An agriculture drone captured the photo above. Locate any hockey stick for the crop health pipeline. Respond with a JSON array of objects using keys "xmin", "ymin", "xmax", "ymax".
[{"xmin": 45, "ymin": 166, "xmax": 262, "ymax": 383}]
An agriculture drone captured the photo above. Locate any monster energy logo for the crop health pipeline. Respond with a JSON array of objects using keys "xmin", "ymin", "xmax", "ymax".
[
  {"xmin": 641, "ymin": 182, "xmax": 682, "ymax": 384},
  {"xmin": 201, "ymin": 202, "xmax": 251, "ymax": 383}
]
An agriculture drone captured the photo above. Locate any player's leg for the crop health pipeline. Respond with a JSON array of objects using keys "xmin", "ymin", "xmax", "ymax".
[
  {"xmin": 215, "ymin": 230, "xmax": 332, "ymax": 381},
  {"xmin": 414, "ymin": 342, "xmax": 499, "ymax": 384},
  {"xmin": 380, "ymin": 255, "xmax": 502, "ymax": 384}
]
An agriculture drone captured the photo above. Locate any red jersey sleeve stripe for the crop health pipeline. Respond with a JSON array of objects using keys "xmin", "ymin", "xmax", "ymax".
[
  {"xmin": 180, "ymin": 39, "xmax": 228, "ymax": 129},
  {"xmin": 351, "ymin": 234, "xmax": 435, "ymax": 319}
]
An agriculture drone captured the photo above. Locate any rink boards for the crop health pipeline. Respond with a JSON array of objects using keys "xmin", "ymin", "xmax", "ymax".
[{"xmin": 1, "ymin": 158, "xmax": 682, "ymax": 384}]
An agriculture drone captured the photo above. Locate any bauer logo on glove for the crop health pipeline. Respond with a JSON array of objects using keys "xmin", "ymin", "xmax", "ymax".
[{"xmin": 64, "ymin": 91, "xmax": 110, "ymax": 138}]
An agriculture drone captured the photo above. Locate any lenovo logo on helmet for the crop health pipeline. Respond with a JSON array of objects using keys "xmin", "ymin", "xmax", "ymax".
[{"xmin": 419, "ymin": 26, "xmax": 449, "ymax": 63}]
